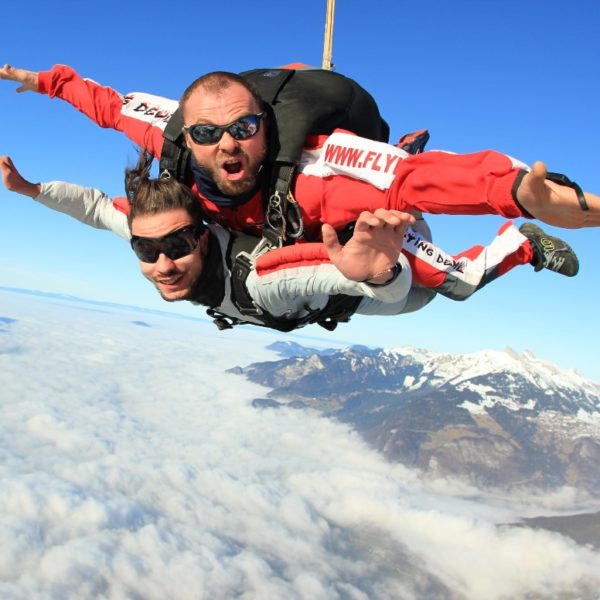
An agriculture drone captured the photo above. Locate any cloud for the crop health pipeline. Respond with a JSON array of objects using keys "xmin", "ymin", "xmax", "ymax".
[{"xmin": 1, "ymin": 289, "xmax": 599, "ymax": 599}]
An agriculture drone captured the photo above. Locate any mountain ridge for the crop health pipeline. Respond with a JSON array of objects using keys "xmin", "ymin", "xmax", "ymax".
[{"xmin": 232, "ymin": 343, "xmax": 600, "ymax": 496}]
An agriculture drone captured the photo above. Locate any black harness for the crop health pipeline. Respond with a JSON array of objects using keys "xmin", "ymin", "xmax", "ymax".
[
  {"xmin": 159, "ymin": 66, "xmax": 389, "ymax": 247},
  {"xmin": 205, "ymin": 231, "xmax": 362, "ymax": 333},
  {"xmin": 159, "ymin": 67, "xmax": 390, "ymax": 334}
]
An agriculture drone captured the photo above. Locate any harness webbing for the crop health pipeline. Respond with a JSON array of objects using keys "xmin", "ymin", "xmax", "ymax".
[{"xmin": 208, "ymin": 233, "xmax": 361, "ymax": 332}]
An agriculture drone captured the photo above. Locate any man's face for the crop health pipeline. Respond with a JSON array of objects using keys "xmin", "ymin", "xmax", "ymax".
[
  {"xmin": 131, "ymin": 208, "xmax": 208, "ymax": 302},
  {"xmin": 182, "ymin": 83, "xmax": 267, "ymax": 196}
]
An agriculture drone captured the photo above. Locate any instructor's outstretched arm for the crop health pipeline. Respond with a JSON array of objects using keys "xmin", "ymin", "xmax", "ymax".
[
  {"xmin": 516, "ymin": 161, "xmax": 600, "ymax": 229},
  {"xmin": 0, "ymin": 64, "xmax": 39, "ymax": 93}
]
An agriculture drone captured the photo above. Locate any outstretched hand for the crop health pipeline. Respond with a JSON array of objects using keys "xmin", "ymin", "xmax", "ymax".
[
  {"xmin": 517, "ymin": 161, "xmax": 600, "ymax": 228},
  {"xmin": 0, "ymin": 64, "xmax": 39, "ymax": 93},
  {"xmin": 0, "ymin": 155, "xmax": 40, "ymax": 197},
  {"xmin": 322, "ymin": 209, "xmax": 414, "ymax": 283}
]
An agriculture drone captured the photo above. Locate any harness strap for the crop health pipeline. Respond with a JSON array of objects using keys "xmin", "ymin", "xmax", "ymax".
[
  {"xmin": 206, "ymin": 309, "xmax": 236, "ymax": 331},
  {"xmin": 546, "ymin": 171, "xmax": 589, "ymax": 211},
  {"xmin": 230, "ymin": 252, "xmax": 264, "ymax": 317},
  {"xmin": 311, "ymin": 295, "xmax": 362, "ymax": 331},
  {"xmin": 261, "ymin": 162, "xmax": 305, "ymax": 247},
  {"xmin": 221, "ymin": 247, "xmax": 361, "ymax": 333},
  {"xmin": 209, "ymin": 294, "xmax": 361, "ymax": 333},
  {"xmin": 159, "ymin": 107, "xmax": 191, "ymax": 183}
]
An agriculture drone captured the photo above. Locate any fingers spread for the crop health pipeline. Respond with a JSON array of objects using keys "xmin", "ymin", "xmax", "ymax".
[{"xmin": 358, "ymin": 209, "xmax": 415, "ymax": 232}]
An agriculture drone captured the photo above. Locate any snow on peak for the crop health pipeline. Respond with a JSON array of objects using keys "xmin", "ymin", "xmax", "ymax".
[{"xmin": 383, "ymin": 345, "xmax": 599, "ymax": 402}]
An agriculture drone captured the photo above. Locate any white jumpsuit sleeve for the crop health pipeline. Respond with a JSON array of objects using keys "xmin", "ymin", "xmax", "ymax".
[
  {"xmin": 245, "ymin": 253, "xmax": 414, "ymax": 319},
  {"xmin": 36, "ymin": 181, "xmax": 131, "ymax": 240}
]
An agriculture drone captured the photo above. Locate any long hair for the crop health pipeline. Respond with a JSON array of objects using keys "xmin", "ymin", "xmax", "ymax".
[{"xmin": 124, "ymin": 150, "xmax": 205, "ymax": 229}]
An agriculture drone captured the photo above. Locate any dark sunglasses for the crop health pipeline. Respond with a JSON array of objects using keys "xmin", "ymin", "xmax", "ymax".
[
  {"xmin": 182, "ymin": 113, "xmax": 264, "ymax": 145},
  {"xmin": 130, "ymin": 225, "xmax": 205, "ymax": 263}
]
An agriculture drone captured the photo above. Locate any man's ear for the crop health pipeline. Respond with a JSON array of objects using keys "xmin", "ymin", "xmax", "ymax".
[{"xmin": 183, "ymin": 131, "xmax": 192, "ymax": 150}]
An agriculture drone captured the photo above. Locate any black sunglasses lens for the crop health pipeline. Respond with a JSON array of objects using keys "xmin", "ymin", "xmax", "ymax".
[
  {"xmin": 165, "ymin": 235, "xmax": 196, "ymax": 260},
  {"xmin": 131, "ymin": 228, "xmax": 199, "ymax": 263},
  {"xmin": 132, "ymin": 238, "xmax": 160, "ymax": 263}
]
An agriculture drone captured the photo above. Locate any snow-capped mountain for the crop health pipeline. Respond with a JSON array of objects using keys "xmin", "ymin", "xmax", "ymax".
[{"xmin": 231, "ymin": 345, "xmax": 600, "ymax": 494}]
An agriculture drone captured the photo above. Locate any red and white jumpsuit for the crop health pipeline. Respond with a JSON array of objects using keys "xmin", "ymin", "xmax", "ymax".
[{"xmin": 37, "ymin": 65, "xmax": 536, "ymax": 300}]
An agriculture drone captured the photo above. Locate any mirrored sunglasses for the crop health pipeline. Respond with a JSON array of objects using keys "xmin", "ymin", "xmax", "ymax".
[{"xmin": 183, "ymin": 113, "xmax": 264, "ymax": 145}]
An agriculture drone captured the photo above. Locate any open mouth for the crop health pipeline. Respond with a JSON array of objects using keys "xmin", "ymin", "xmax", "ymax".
[{"xmin": 222, "ymin": 160, "xmax": 244, "ymax": 178}]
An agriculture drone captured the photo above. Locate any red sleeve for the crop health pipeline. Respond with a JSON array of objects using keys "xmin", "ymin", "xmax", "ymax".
[
  {"xmin": 294, "ymin": 131, "xmax": 526, "ymax": 237},
  {"xmin": 37, "ymin": 65, "xmax": 172, "ymax": 159},
  {"xmin": 385, "ymin": 149, "xmax": 523, "ymax": 218},
  {"xmin": 255, "ymin": 243, "xmax": 331, "ymax": 276}
]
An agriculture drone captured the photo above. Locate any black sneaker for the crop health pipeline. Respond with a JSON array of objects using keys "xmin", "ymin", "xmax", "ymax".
[{"xmin": 519, "ymin": 223, "xmax": 579, "ymax": 277}]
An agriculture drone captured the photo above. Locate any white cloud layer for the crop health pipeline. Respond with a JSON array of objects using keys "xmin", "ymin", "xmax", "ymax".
[{"xmin": 1, "ymin": 289, "xmax": 599, "ymax": 599}]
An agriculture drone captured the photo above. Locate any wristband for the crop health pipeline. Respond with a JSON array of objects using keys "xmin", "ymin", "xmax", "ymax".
[{"xmin": 362, "ymin": 263, "xmax": 402, "ymax": 287}]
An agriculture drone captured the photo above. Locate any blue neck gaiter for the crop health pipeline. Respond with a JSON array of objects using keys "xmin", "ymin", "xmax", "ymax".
[{"xmin": 190, "ymin": 158, "xmax": 263, "ymax": 208}]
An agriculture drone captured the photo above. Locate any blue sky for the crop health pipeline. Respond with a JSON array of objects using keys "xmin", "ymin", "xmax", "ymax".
[{"xmin": 1, "ymin": 0, "xmax": 599, "ymax": 379}]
